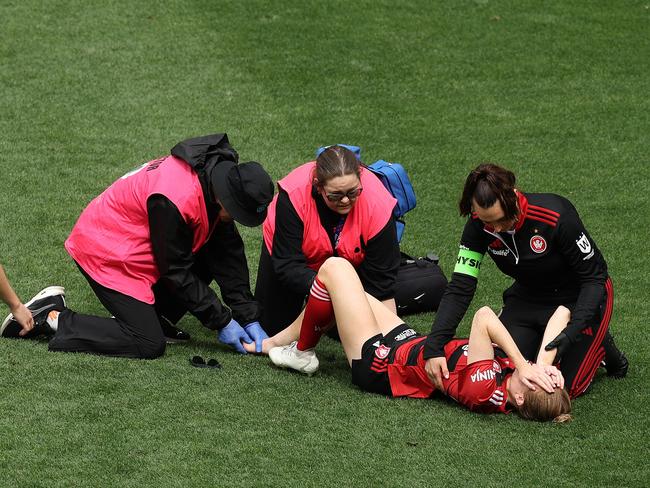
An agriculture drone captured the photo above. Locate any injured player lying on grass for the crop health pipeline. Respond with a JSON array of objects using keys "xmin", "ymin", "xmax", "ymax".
[{"xmin": 245, "ymin": 257, "xmax": 571, "ymax": 422}]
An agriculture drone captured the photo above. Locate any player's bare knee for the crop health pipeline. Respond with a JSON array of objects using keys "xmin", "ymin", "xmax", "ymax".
[
  {"xmin": 474, "ymin": 306, "xmax": 495, "ymax": 323},
  {"xmin": 319, "ymin": 257, "xmax": 351, "ymax": 280}
]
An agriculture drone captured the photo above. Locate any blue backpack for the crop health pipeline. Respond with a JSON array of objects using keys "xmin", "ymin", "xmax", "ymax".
[{"xmin": 316, "ymin": 145, "xmax": 416, "ymax": 242}]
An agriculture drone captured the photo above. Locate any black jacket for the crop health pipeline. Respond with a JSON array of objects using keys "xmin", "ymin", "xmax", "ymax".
[
  {"xmin": 148, "ymin": 134, "xmax": 259, "ymax": 330},
  {"xmin": 423, "ymin": 192, "xmax": 608, "ymax": 358}
]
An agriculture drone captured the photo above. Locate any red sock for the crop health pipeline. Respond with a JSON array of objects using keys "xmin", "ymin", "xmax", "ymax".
[{"xmin": 297, "ymin": 277, "xmax": 334, "ymax": 351}]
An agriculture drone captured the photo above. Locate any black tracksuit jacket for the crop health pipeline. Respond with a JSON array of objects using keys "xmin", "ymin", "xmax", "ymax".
[
  {"xmin": 146, "ymin": 134, "xmax": 259, "ymax": 330},
  {"xmin": 423, "ymin": 192, "xmax": 609, "ymax": 358}
]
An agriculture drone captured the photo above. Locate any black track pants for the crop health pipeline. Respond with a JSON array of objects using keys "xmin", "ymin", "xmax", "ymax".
[
  {"xmin": 498, "ymin": 278, "xmax": 613, "ymax": 398},
  {"xmin": 48, "ymin": 265, "xmax": 166, "ymax": 359}
]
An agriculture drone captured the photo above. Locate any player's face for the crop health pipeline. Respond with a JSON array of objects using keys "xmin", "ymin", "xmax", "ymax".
[
  {"xmin": 318, "ymin": 174, "xmax": 362, "ymax": 215},
  {"xmin": 472, "ymin": 199, "xmax": 517, "ymax": 232}
]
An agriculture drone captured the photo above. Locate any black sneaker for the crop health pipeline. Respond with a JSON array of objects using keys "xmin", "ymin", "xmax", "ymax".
[
  {"xmin": 602, "ymin": 331, "xmax": 629, "ymax": 378},
  {"xmin": 603, "ymin": 351, "xmax": 629, "ymax": 378},
  {"xmin": 159, "ymin": 316, "xmax": 191, "ymax": 344},
  {"xmin": 1, "ymin": 286, "xmax": 66, "ymax": 339}
]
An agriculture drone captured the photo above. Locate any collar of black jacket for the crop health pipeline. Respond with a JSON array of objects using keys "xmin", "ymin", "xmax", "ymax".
[
  {"xmin": 170, "ymin": 133, "xmax": 239, "ymax": 170},
  {"xmin": 170, "ymin": 132, "xmax": 240, "ymax": 213}
]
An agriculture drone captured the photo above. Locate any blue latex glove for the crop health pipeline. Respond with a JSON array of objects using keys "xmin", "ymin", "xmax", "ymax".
[
  {"xmin": 217, "ymin": 319, "xmax": 252, "ymax": 354},
  {"xmin": 244, "ymin": 321, "xmax": 269, "ymax": 354}
]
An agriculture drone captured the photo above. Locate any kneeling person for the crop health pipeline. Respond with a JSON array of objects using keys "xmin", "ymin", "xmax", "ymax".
[{"xmin": 2, "ymin": 134, "xmax": 273, "ymax": 359}]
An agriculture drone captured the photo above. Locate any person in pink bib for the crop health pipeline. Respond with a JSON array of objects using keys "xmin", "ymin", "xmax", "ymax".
[
  {"xmin": 255, "ymin": 145, "xmax": 401, "ymax": 341},
  {"xmin": 2, "ymin": 134, "xmax": 274, "ymax": 359}
]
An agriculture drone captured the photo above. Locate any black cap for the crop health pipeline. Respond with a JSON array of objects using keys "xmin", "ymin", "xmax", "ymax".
[{"xmin": 211, "ymin": 161, "xmax": 274, "ymax": 227}]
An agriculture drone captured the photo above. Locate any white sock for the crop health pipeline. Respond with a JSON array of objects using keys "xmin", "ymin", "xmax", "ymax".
[{"xmin": 46, "ymin": 310, "xmax": 60, "ymax": 331}]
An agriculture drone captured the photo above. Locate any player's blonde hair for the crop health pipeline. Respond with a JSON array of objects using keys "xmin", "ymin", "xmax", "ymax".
[{"xmin": 517, "ymin": 387, "xmax": 572, "ymax": 423}]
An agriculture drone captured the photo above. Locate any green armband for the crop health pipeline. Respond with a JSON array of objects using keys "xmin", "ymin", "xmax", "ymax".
[{"xmin": 454, "ymin": 248, "xmax": 483, "ymax": 278}]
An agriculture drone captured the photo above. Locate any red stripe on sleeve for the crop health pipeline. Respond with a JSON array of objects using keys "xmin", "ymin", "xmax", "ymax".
[{"xmin": 528, "ymin": 204, "xmax": 560, "ymax": 218}]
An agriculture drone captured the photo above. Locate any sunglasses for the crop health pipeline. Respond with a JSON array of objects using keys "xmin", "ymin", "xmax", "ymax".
[
  {"xmin": 324, "ymin": 186, "xmax": 363, "ymax": 203},
  {"xmin": 190, "ymin": 355, "xmax": 222, "ymax": 369}
]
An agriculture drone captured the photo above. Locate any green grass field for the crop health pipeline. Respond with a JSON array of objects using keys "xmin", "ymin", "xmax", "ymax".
[{"xmin": 1, "ymin": 1, "xmax": 648, "ymax": 486}]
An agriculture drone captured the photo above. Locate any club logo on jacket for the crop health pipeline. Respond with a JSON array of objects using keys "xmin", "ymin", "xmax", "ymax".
[
  {"xmin": 530, "ymin": 235, "xmax": 547, "ymax": 253},
  {"xmin": 374, "ymin": 344, "xmax": 391, "ymax": 359}
]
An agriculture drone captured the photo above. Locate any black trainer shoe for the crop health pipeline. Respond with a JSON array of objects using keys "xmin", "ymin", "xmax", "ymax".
[
  {"xmin": 159, "ymin": 316, "xmax": 191, "ymax": 344},
  {"xmin": 1, "ymin": 286, "xmax": 66, "ymax": 339},
  {"xmin": 604, "ymin": 351, "xmax": 629, "ymax": 378},
  {"xmin": 602, "ymin": 331, "xmax": 629, "ymax": 378}
]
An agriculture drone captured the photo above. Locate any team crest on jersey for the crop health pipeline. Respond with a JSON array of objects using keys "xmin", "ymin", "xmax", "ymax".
[
  {"xmin": 530, "ymin": 235, "xmax": 547, "ymax": 253},
  {"xmin": 374, "ymin": 344, "xmax": 391, "ymax": 359},
  {"xmin": 492, "ymin": 360, "xmax": 502, "ymax": 373},
  {"xmin": 462, "ymin": 344, "xmax": 469, "ymax": 356}
]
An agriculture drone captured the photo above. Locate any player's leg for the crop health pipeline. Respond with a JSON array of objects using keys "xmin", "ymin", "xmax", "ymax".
[
  {"xmin": 314, "ymin": 258, "xmax": 400, "ymax": 363},
  {"xmin": 266, "ymin": 271, "xmax": 335, "ymax": 374},
  {"xmin": 267, "ymin": 257, "xmax": 401, "ymax": 373},
  {"xmin": 599, "ymin": 279, "xmax": 628, "ymax": 377},
  {"xmin": 561, "ymin": 278, "xmax": 615, "ymax": 398},
  {"xmin": 1, "ymin": 286, "xmax": 66, "ymax": 339}
]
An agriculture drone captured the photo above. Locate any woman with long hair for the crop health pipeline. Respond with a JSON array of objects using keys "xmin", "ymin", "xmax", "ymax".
[
  {"xmin": 247, "ymin": 257, "xmax": 571, "ymax": 422},
  {"xmin": 423, "ymin": 163, "xmax": 627, "ymax": 398},
  {"xmin": 255, "ymin": 145, "xmax": 400, "ymax": 336}
]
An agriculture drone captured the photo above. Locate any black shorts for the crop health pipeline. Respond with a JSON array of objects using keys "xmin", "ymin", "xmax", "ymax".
[{"xmin": 351, "ymin": 323, "xmax": 420, "ymax": 396}]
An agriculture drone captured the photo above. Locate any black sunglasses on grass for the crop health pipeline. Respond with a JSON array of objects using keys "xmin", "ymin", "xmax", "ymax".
[{"xmin": 190, "ymin": 355, "xmax": 221, "ymax": 369}]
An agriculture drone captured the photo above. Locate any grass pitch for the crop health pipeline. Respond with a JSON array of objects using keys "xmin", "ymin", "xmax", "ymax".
[{"xmin": 1, "ymin": 1, "xmax": 648, "ymax": 487}]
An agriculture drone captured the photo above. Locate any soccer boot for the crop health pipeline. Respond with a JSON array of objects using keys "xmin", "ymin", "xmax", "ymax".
[
  {"xmin": 269, "ymin": 341, "xmax": 319, "ymax": 376},
  {"xmin": 1, "ymin": 286, "xmax": 66, "ymax": 338}
]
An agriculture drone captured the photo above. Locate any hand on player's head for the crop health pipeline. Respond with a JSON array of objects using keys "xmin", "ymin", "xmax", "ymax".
[
  {"xmin": 518, "ymin": 362, "xmax": 556, "ymax": 394},
  {"xmin": 542, "ymin": 364, "xmax": 564, "ymax": 390}
]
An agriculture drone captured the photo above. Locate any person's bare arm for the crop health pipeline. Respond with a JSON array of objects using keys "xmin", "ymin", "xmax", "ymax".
[
  {"xmin": 467, "ymin": 306, "xmax": 555, "ymax": 393},
  {"xmin": 535, "ymin": 306, "xmax": 571, "ymax": 389},
  {"xmin": 0, "ymin": 265, "xmax": 33, "ymax": 333},
  {"xmin": 537, "ymin": 306, "xmax": 571, "ymax": 365}
]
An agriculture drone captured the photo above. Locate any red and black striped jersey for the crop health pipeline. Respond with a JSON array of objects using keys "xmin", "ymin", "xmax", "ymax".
[{"xmin": 388, "ymin": 337, "xmax": 514, "ymax": 414}]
